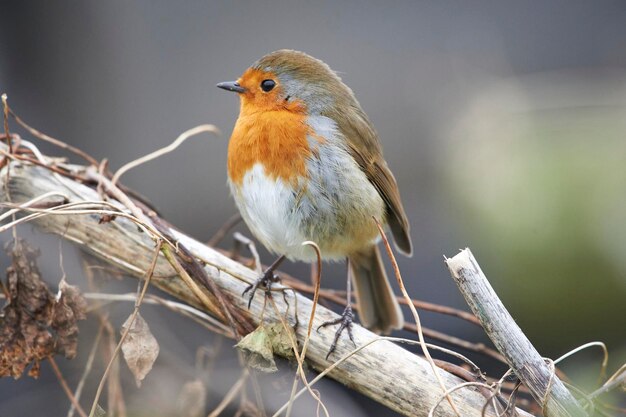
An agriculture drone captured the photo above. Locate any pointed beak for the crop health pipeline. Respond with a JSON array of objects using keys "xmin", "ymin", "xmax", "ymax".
[{"xmin": 216, "ymin": 81, "xmax": 246, "ymax": 93}]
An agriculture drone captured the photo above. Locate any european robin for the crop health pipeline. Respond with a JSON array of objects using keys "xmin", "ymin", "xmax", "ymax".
[{"xmin": 218, "ymin": 50, "xmax": 412, "ymax": 349}]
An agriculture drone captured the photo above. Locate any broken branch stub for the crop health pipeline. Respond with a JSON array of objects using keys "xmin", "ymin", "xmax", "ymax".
[{"xmin": 445, "ymin": 249, "xmax": 587, "ymax": 417}]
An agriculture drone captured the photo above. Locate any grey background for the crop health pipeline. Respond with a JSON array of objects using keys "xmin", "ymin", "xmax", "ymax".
[{"xmin": 1, "ymin": 1, "xmax": 625, "ymax": 416}]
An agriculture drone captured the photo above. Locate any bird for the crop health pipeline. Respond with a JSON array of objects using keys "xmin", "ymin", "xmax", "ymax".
[{"xmin": 217, "ymin": 50, "xmax": 412, "ymax": 354}]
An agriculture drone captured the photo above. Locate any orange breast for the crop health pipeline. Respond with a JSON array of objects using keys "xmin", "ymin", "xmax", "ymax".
[{"xmin": 228, "ymin": 109, "xmax": 311, "ymax": 186}]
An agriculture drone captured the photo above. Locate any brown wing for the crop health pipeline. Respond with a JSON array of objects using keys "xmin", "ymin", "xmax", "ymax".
[{"xmin": 330, "ymin": 104, "xmax": 413, "ymax": 256}]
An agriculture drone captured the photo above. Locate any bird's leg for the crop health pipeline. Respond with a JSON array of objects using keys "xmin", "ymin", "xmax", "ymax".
[
  {"xmin": 242, "ymin": 254, "xmax": 286, "ymax": 309},
  {"xmin": 317, "ymin": 271, "xmax": 356, "ymax": 359},
  {"xmin": 232, "ymin": 233, "xmax": 285, "ymax": 308}
]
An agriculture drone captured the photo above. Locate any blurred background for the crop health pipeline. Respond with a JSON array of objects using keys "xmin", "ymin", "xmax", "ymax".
[{"xmin": 1, "ymin": 1, "xmax": 625, "ymax": 416}]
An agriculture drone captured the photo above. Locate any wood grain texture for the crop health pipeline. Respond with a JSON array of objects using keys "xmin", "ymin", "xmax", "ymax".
[
  {"xmin": 1, "ymin": 160, "xmax": 535, "ymax": 417},
  {"xmin": 446, "ymin": 249, "xmax": 587, "ymax": 417}
]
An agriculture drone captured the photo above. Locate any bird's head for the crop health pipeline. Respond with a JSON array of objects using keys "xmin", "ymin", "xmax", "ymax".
[{"xmin": 217, "ymin": 49, "xmax": 354, "ymax": 116}]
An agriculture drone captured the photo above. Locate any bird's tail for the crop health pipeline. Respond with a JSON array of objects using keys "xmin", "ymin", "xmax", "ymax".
[{"xmin": 349, "ymin": 245, "xmax": 404, "ymax": 334}]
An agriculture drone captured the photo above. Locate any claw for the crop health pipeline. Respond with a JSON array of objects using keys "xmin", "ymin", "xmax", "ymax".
[
  {"xmin": 318, "ymin": 304, "xmax": 356, "ymax": 359},
  {"xmin": 242, "ymin": 269, "xmax": 280, "ymax": 309},
  {"xmin": 241, "ymin": 254, "xmax": 286, "ymax": 309}
]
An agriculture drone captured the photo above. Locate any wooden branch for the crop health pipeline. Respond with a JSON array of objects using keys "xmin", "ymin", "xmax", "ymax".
[
  {"xmin": 1, "ymin": 159, "xmax": 536, "ymax": 417},
  {"xmin": 445, "ymin": 249, "xmax": 587, "ymax": 417}
]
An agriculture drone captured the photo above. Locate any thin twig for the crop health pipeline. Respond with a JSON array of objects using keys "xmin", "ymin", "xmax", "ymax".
[
  {"xmin": 285, "ymin": 241, "xmax": 324, "ymax": 417},
  {"xmin": 83, "ymin": 292, "xmax": 234, "ymax": 338},
  {"xmin": 7, "ymin": 105, "xmax": 99, "ymax": 166},
  {"xmin": 283, "ymin": 278, "xmax": 482, "ymax": 327},
  {"xmin": 207, "ymin": 370, "xmax": 249, "ymax": 417},
  {"xmin": 0, "ymin": 147, "xmax": 83, "ymax": 179},
  {"xmin": 111, "ymin": 124, "xmax": 219, "ymax": 185},
  {"xmin": 269, "ymin": 297, "xmax": 330, "ymax": 417},
  {"xmin": 81, "ymin": 259, "xmax": 126, "ymax": 417},
  {"xmin": 374, "ymin": 217, "xmax": 460, "ymax": 416},
  {"xmin": 67, "ymin": 324, "xmax": 104, "ymax": 417},
  {"xmin": 588, "ymin": 364, "xmax": 626, "ymax": 401},
  {"xmin": 248, "ymin": 372, "xmax": 268, "ymax": 417},
  {"xmin": 2, "ymin": 94, "xmax": 13, "ymax": 154},
  {"xmin": 480, "ymin": 368, "xmax": 515, "ymax": 417},
  {"xmin": 405, "ymin": 323, "xmax": 507, "ymax": 363},
  {"xmin": 400, "ymin": 298, "xmax": 482, "ymax": 327},
  {"xmin": 0, "ymin": 200, "xmax": 172, "ymax": 244},
  {"xmin": 102, "ymin": 317, "xmax": 126, "ymax": 417},
  {"xmin": 88, "ymin": 240, "xmax": 162, "ymax": 417},
  {"xmin": 432, "ymin": 360, "xmax": 493, "ymax": 401},
  {"xmin": 1, "ymin": 94, "xmax": 17, "ymax": 244},
  {"xmin": 0, "ymin": 191, "xmax": 69, "ymax": 222},
  {"xmin": 161, "ymin": 244, "xmax": 226, "ymax": 323},
  {"xmin": 153, "ymin": 215, "xmax": 252, "ymax": 337},
  {"xmin": 49, "ymin": 356, "xmax": 89, "ymax": 417},
  {"xmin": 429, "ymin": 381, "xmax": 495, "ymax": 417},
  {"xmin": 553, "ymin": 341, "xmax": 608, "ymax": 383},
  {"xmin": 281, "ymin": 276, "xmax": 499, "ymax": 360}
]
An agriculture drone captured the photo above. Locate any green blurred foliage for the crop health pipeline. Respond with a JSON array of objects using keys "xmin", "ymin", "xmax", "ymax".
[{"xmin": 446, "ymin": 82, "xmax": 626, "ymax": 364}]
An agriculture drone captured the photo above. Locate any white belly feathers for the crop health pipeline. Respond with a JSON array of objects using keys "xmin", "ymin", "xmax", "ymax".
[
  {"xmin": 228, "ymin": 116, "xmax": 385, "ymax": 262},
  {"xmin": 231, "ymin": 163, "xmax": 312, "ymax": 259}
]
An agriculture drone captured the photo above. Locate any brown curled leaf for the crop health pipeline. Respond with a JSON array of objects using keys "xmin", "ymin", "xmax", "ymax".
[
  {"xmin": 120, "ymin": 312, "xmax": 159, "ymax": 387},
  {"xmin": 1, "ymin": 239, "xmax": 53, "ymax": 378},
  {"xmin": 51, "ymin": 280, "xmax": 88, "ymax": 359},
  {"xmin": 0, "ymin": 239, "xmax": 87, "ymax": 379}
]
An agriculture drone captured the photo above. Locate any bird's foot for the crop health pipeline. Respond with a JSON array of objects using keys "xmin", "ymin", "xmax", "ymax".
[
  {"xmin": 317, "ymin": 304, "xmax": 356, "ymax": 359},
  {"xmin": 242, "ymin": 266, "xmax": 281, "ymax": 309}
]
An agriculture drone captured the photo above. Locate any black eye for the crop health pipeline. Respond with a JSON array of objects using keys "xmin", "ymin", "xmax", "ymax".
[{"xmin": 260, "ymin": 79, "xmax": 276, "ymax": 92}]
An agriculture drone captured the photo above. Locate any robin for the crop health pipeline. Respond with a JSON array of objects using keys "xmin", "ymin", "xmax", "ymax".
[{"xmin": 217, "ymin": 50, "xmax": 412, "ymax": 353}]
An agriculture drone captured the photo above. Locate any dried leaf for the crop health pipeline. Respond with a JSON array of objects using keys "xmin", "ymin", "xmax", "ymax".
[
  {"xmin": 94, "ymin": 404, "xmax": 107, "ymax": 417},
  {"xmin": 235, "ymin": 325, "xmax": 277, "ymax": 373},
  {"xmin": 235, "ymin": 323, "xmax": 299, "ymax": 373},
  {"xmin": 27, "ymin": 360, "xmax": 41, "ymax": 378},
  {"xmin": 120, "ymin": 312, "xmax": 159, "ymax": 387},
  {"xmin": 236, "ymin": 323, "xmax": 295, "ymax": 372},
  {"xmin": 0, "ymin": 239, "xmax": 87, "ymax": 379},
  {"xmin": 175, "ymin": 379, "xmax": 207, "ymax": 417},
  {"xmin": 266, "ymin": 322, "xmax": 297, "ymax": 359},
  {"xmin": 52, "ymin": 280, "xmax": 88, "ymax": 359}
]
